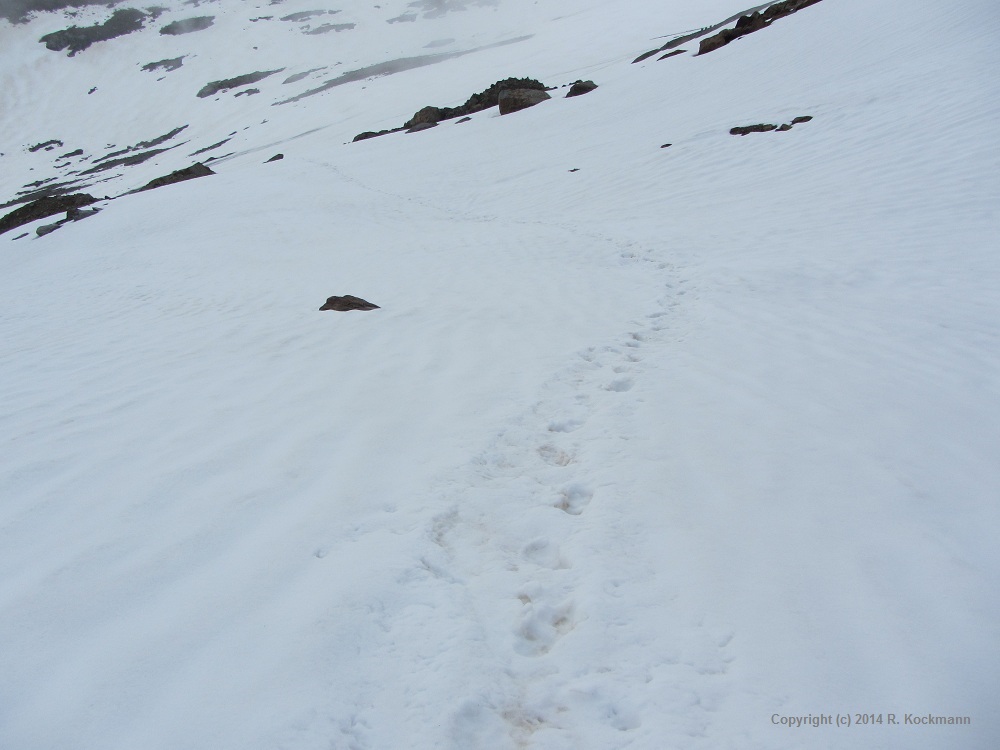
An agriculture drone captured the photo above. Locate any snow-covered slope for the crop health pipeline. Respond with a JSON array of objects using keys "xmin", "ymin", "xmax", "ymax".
[{"xmin": 1, "ymin": 1, "xmax": 998, "ymax": 748}]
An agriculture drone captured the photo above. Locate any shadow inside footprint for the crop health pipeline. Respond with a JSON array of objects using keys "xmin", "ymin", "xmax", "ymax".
[
  {"xmin": 514, "ymin": 600, "xmax": 576, "ymax": 656},
  {"xmin": 538, "ymin": 444, "xmax": 574, "ymax": 466},
  {"xmin": 605, "ymin": 378, "xmax": 634, "ymax": 392},
  {"xmin": 555, "ymin": 483, "xmax": 593, "ymax": 515}
]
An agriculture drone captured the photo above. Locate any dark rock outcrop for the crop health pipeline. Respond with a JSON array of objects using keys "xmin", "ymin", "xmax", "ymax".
[
  {"xmin": 402, "ymin": 77, "xmax": 549, "ymax": 128},
  {"xmin": 131, "ymin": 163, "xmax": 214, "ymax": 194},
  {"xmin": 633, "ymin": 0, "xmax": 823, "ymax": 63},
  {"xmin": 304, "ymin": 23, "xmax": 355, "ymax": 34},
  {"xmin": 0, "ymin": 193, "xmax": 97, "ymax": 236},
  {"xmin": 35, "ymin": 205, "xmax": 102, "ymax": 237},
  {"xmin": 159, "ymin": 16, "xmax": 214, "ymax": 35},
  {"xmin": 566, "ymin": 80, "xmax": 597, "ymax": 98},
  {"xmin": 29, "ymin": 139, "xmax": 64, "ymax": 152},
  {"xmin": 353, "ymin": 129, "xmax": 402, "ymax": 143},
  {"xmin": 730, "ymin": 116, "xmax": 814, "ymax": 135},
  {"xmin": 40, "ymin": 8, "xmax": 146, "ymax": 56},
  {"xmin": 142, "ymin": 56, "xmax": 185, "ymax": 73},
  {"xmin": 80, "ymin": 147, "xmax": 173, "ymax": 175},
  {"xmin": 191, "ymin": 138, "xmax": 232, "ymax": 156},
  {"xmin": 357, "ymin": 77, "xmax": 550, "ymax": 140},
  {"xmin": 697, "ymin": 0, "xmax": 824, "ymax": 56},
  {"xmin": 730, "ymin": 123, "xmax": 778, "ymax": 135},
  {"xmin": 266, "ymin": 153, "xmax": 284, "ymax": 162},
  {"xmin": 197, "ymin": 69, "xmax": 284, "ymax": 98},
  {"xmin": 498, "ymin": 88, "xmax": 551, "ymax": 115},
  {"xmin": 319, "ymin": 295, "xmax": 380, "ymax": 312}
]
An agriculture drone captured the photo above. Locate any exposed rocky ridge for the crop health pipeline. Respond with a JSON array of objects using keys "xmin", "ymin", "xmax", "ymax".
[
  {"xmin": 130, "ymin": 162, "xmax": 214, "ymax": 194},
  {"xmin": 355, "ymin": 77, "xmax": 549, "ymax": 141},
  {"xmin": 697, "ymin": 0, "xmax": 824, "ymax": 55},
  {"xmin": 39, "ymin": 8, "xmax": 146, "ymax": 55},
  {"xmin": 0, "ymin": 193, "xmax": 97, "ymax": 235},
  {"xmin": 304, "ymin": 22, "xmax": 354, "ymax": 34},
  {"xmin": 197, "ymin": 69, "xmax": 284, "ymax": 98},
  {"xmin": 730, "ymin": 115, "xmax": 813, "ymax": 135},
  {"xmin": 631, "ymin": 0, "xmax": 823, "ymax": 63},
  {"xmin": 159, "ymin": 16, "xmax": 214, "ymax": 35},
  {"xmin": 29, "ymin": 139, "xmax": 64, "ymax": 153},
  {"xmin": 142, "ymin": 56, "xmax": 185, "ymax": 73}
]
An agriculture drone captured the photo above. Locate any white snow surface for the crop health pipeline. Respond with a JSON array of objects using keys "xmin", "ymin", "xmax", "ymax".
[{"xmin": 1, "ymin": 0, "xmax": 998, "ymax": 748}]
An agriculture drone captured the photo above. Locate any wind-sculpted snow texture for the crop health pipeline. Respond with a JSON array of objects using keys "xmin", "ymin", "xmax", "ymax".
[{"xmin": 1, "ymin": 1, "xmax": 998, "ymax": 749}]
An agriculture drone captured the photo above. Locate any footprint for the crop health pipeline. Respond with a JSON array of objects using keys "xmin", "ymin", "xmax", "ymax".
[
  {"xmin": 522, "ymin": 537, "xmax": 569, "ymax": 569},
  {"xmin": 605, "ymin": 377, "xmax": 633, "ymax": 392},
  {"xmin": 538, "ymin": 443, "xmax": 574, "ymax": 466},
  {"xmin": 548, "ymin": 418, "xmax": 584, "ymax": 433},
  {"xmin": 555, "ymin": 483, "xmax": 593, "ymax": 515},
  {"xmin": 514, "ymin": 599, "xmax": 576, "ymax": 656}
]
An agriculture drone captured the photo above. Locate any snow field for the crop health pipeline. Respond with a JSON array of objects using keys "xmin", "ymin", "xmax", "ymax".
[{"xmin": 2, "ymin": 0, "xmax": 999, "ymax": 747}]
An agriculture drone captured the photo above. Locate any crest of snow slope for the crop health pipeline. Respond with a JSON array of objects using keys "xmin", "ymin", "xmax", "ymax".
[{"xmin": 1, "ymin": 0, "xmax": 998, "ymax": 749}]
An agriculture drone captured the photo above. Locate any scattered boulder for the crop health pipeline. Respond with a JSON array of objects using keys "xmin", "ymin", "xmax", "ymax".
[
  {"xmin": 498, "ymin": 88, "xmax": 551, "ymax": 115},
  {"xmin": 456, "ymin": 116, "xmax": 472, "ymax": 124},
  {"xmin": 36, "ymin": 222, "xmax": 63, "ymax": 237},
  {"xmin": 660, "ymin": 143, "xmax": 672, "ymax": 148},
  {"xmin": 791, "ymin": 115, "xmax": 814, "ymax": 124},
  {"xmin": 0, "ymin": 193, "xmax": 97, "ymax": 236},
  {"xmin": 406, "ymin": 122, "xmax": 438, "ymax": 133},
  {"xmin": 319, "ymin": 295, "xmax": 380, "ymax": 312},
  {"xmin": 131, "ymin": 163, "xmax": 214, "ymax": 194},
  {"xmin": 266, "ymin": 153, "xmax": 284, "ymax": 163},
  {"xmin": 566, "ymin": 80, "xmax": 597, "ymax": 98},
  {"xmin": 658, "ymin": 49, "xmax": 685, "ymax": 60},
  {"xmin": 35, "ymin": 204, "xmax": 102, "ymax": 237}
]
